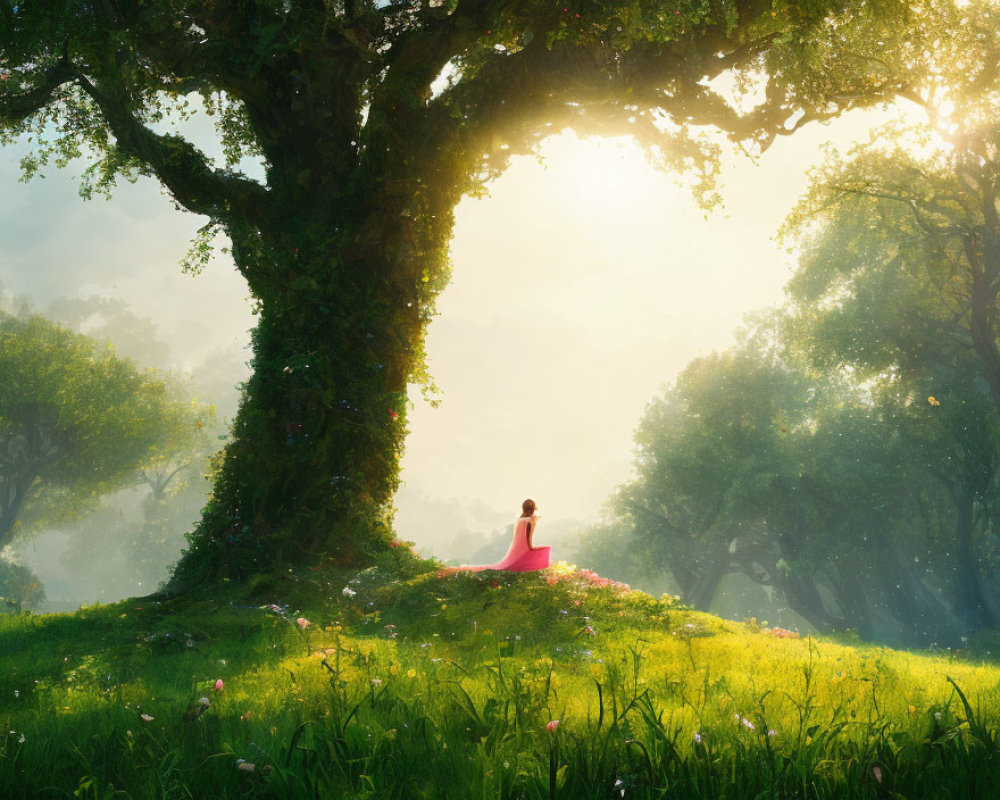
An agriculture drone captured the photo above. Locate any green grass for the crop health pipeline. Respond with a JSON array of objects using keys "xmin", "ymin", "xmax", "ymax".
[{"xmin": 2, "ymin": 552, "xmax": 999, "ymax": 798}]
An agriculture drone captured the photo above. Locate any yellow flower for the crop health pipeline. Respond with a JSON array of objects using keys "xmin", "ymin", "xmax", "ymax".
[
  {"xmin": 406, "ymin": 668, "xmax": 417, "ymax": 678},
  {"xmin": 390, "ymin": 663, "xmax": 401, "ymax": 676}
]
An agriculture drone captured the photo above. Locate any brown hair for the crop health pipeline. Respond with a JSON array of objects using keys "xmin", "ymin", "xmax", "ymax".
[{"xmin": 521, "ymin": 498, "xmax": 536, "ymax": 517}]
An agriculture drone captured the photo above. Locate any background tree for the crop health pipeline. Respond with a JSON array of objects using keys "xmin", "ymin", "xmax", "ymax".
[
  {"xmin": 603, "ymin": 312, "xmax": 987, "ymax": 646},
  {"xmin": 615, "ymin": 338, "xmax": 807, "ymax": 610},
  {"xmin": 0, "ymin": 311, "xmax": 196, "ymax": 552},
  {"xmin": 0, "ymin": 0, "xmax": 914, "ymax": 588}
]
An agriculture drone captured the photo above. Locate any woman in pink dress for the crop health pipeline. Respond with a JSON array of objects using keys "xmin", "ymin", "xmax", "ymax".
[{"xmin": 458, "ymin": 499, "xmax": 551, "ymax": 572}]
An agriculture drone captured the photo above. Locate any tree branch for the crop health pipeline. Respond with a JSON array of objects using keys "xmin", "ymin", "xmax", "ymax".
[
  {"xmin": 0, "ymin": 54, "xmax": 76, "ymax": 129},
  {"xmin": 72, "ymin": 70, "xmax": 271, "ymax": 230}
]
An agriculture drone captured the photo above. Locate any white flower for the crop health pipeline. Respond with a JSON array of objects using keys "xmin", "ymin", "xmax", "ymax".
[
  {"xmin": 371, "ymin": 678, "xmax": 383, "ymax": 686},
  {"xmin": 198, "ymin": 697, "xmax": 211, "ymax": 706},
  {"xmin": 767, "ymin": 729, "xmax": 777, "ymax": 737},
  {"xmin": 342, "ymin": 587, "xmax": 357, "ymax": 597},
  {"xmin": 934, "ymin": 711, "xmax": 943, "ymax": 720},
  {"xmin": 693, "ymin": 732, "xmax": 702, "ymax": 744},
  {"xmin": 734, "ymin": 713, "xmax": 755, "ymax": 731},
  {"xmin": 140, "ymin": 714, "xmax": 155, "ymax": 722}
]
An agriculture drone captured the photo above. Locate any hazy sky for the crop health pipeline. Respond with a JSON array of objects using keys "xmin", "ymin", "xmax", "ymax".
[{"xmin": 0, "ymin": 98, "xmax": 916, "ymax": 559}]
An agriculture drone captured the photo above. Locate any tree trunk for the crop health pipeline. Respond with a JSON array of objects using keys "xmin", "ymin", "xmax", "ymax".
[
  {"xmin": 966, "ymin": 240, "xmax": 1000, "ymax": 415},
  {"xmin": 832, "ymin": 570, "xmax": 876, "ymax": 640},
  {"xmin": 952, "ymin": 490, "xmax": 995, "ymax": 632},
  {"xmin": 0, "ymin": 473, "xmax": 37, "ymax": 551},
  {"xmin": 776, "ymin": 570, "xmax": 844, "ymax": 632},
  {"xmin": 169, "ymin": 212, "xmax": 427, "ymax": 588},
  {"xmin": 689, "ymin": 555, "xmax": 729, "ymax": 610}
]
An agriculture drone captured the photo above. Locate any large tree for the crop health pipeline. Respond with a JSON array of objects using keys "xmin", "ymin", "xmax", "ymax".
[{"xmin": 0, "ymin": 0, "xmax": 914, "ymax": 587}]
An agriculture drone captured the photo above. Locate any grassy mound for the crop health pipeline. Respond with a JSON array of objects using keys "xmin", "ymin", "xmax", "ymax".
[{"xmin": 2, "ymin": 551, "xmax": 999, "ymax": 798}]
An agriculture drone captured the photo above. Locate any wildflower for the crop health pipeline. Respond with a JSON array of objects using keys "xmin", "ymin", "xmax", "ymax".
[
  {"xmin": 371, "ymin": 678, "xmax": 383, "ymax": 687},
  {"xmin": 546, "ymin": 719, "xmax": 560, "ymax": 732},
  {"xmin": 13, "ymin": 690, "xmax": 18, "ymax": 699},
  {"xmin": 584, "ymin": 626, "xmax": 596, "ymax": 635},
  {"xmin": 935, "ymin": 711, "xmax": 943, "ymax": 720},
  {"xmin": 735, "ymin": 713, "xmax": 755, "ymax": 731},
  {"xmin": 693, "ymin": 732, "xmax": 702, "ymax": 744},
  {"xmin": 198, "ymin": 697, "xmax": 211, "ymax": 707},
  {"xmin": 767, "ymin": 729, "xmax": 777, "ymax": 737},
  {"xmin": 406, "ymin": 668, "xmax": 417, "ymax": 678},
  {"xmin": 871, "ymin": 765, "xmax": 883, "ymax": 783},
  {"xmin": 236, "ymin": 759, "xmax": 256, "ymax": 772},
  {"xmin": 215, "ymin": 679, "xmax": 224, "ymax": 691},
  {"xmin": 140, "ymin": 714, "xmax": 155, "ymax": 722},
  {"xmin": 296, "ymin": 617, "xmax": 310, "ymax": 629}
]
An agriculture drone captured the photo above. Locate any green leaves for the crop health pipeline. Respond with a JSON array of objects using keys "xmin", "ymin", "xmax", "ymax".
[{"xmin": 0, "ymin": 312, "xmax": 200, "ymax": 548}]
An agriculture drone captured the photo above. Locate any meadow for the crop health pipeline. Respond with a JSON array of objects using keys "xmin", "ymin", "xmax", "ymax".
[{"xmin": 2, "ymin": 549, "xmax": 999, "ymax": 799}]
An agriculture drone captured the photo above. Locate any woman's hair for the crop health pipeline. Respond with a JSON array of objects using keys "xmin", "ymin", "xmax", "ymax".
[{"xmin": 521, "ymin": 498, "xmax": 536, "ymax": 517}]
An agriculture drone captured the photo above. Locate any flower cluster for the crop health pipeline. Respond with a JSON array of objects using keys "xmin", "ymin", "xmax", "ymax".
[
  {"xmin": 767, "ymin": 627, "xmax": 800, "ymax": 639},
  {"xmin": 543, "ymin": 562, "xmax": 631, "ymax": 593}
]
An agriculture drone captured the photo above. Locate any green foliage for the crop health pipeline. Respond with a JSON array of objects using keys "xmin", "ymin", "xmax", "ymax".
[
  {"xmin": 0, "ymin": 556, "xmax": 44, "ymax": 612},
  {"xmin": 0, "ymin": 312, "xmax": 199, "ymax": 549}
]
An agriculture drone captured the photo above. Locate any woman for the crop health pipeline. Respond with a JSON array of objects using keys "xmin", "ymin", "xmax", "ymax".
[{"xmin": 457, "ymin": 499, "xmax": 551, "ymax": 572}]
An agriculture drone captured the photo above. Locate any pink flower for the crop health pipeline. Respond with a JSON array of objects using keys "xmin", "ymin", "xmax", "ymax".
[
  {"xmin": 546, "ymin": 719, "xmax": 560, "ymax": 732},
  {"xmin": 871, "ymin": 766, "xmax": 882, "ymax": 784},
  {"xmin": 296, "ymin": 617, "xmax": 310, "ymax": 629},
  {"xmin": 215, "ymin": 679, "xmax": 224, "ymax": 692}
]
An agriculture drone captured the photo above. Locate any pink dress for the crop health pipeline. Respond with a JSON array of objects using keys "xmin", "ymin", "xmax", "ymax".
[{"xmin": 457, "ymin": 516, "xmax": 551, "ymax": 572}]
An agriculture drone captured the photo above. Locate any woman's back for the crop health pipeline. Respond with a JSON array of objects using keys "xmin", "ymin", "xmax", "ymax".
[{"xmin": 455, "ymin": 506, "xmax": 550, "ymax": 572}]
